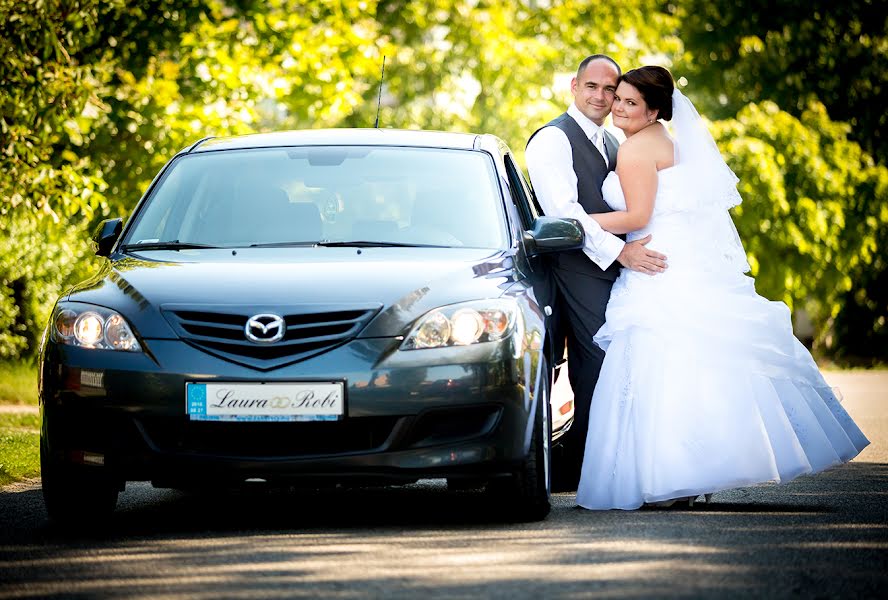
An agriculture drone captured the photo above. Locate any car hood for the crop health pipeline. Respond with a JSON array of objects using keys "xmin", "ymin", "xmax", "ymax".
[{"xmin": 65, "ymin": 247, "xmax": 518, "ymax": 338}]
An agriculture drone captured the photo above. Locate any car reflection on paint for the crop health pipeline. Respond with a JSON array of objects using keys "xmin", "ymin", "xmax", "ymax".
[{"xmin": 39, "ymin": 128, "xmax": 582, "ymax": 526}]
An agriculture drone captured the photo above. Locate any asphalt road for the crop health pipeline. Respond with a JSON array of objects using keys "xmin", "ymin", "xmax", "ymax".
[{"xmin": 1, "ymin": 371, "xmax": 885, "ymax": 599}]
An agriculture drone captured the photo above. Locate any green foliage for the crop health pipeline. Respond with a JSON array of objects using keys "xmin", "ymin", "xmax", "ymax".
[
  {"xmin": 83, "ymin": 0, "xmax": 381, "ymax": 212},
  {"xmin": 1, "ymin": 0, "xmax": 885, "ymax": 363},
  {"xmin": 92, "ymin": 0, "xmax": 682, "ymax": 210},
  {"xmin": 676, "ymin": 0, "xmax": 888, "ymax": 362},
  {"xmin": 0, "ymin": 361, "xmax": 38, "ymax": 405},
  {"xmin": 0, "ymin": 412, "xmax": 40, "ymax": 430},
  {"xmin": 676, "ymin": 0, "xmax": 888, "ymax": 159},
  {"xmin": 829, "ymin": 162, "xmax": 888, "ymax": 364},
  {"xmin": 364, "ymin": 0, "xmax": 681, "ymax": 163},
  {"xmin": 0, "ymin": 0, "xmax": 112, "ymax": 220},
  {"xmin": 1, "ymin": 0, "xmax": 680, "ymax": 358},
  {"xmin": 712, "ymin": 101, "xmax": 888, "ymax": 353},
  {"xmin": 0, "ymin": 1, "xmax": 208, "ymax": 357},
  {"xmin": 0, "ymin": 211, "xmax": 97, "ymax": 358},
  {"xmin": 1, "ymin": 0, "xmax": 108, "ymax": 357}
]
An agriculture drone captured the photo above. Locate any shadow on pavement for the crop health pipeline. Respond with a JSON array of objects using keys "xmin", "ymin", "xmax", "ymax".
[{"xmin": 0, "ymin": 463, "xmax": 885, "ymax": 598}]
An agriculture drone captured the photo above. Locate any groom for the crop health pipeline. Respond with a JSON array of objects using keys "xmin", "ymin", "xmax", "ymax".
[{"xmin": 525, "ymin": 54, "xmax": 667, "ymax": 490}]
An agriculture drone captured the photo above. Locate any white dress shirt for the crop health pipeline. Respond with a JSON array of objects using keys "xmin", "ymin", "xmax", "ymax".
[
  {"xmin": 592, "ymin": 128, "xmax": 609, "ymax": 168},
  {"xmin": 525, "ymin": 103, "xmax": 625, "ymax": 271}
]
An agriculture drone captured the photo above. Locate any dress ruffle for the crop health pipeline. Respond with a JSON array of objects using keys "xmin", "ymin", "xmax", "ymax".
[
  {"xmin": 577, "ymin": 320, "xmax": 869, "ymax": 510},
  {"xmin": 577, "ymin": 172, "xmax": 869, "ymax": 510}
]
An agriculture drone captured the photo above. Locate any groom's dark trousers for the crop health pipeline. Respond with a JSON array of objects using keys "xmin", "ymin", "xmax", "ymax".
[
  {"xmin": 528, "ymin": 113, "xmax": 621, "ymax": 489},
  {"xmin": 549, "ymin": 268, "xmax": 614, "ymax": 485}
]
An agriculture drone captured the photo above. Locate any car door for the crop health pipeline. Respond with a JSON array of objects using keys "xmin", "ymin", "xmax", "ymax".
[{"xmin": 501, "ymin": 152, "xmax": 574, "ymax": 436}]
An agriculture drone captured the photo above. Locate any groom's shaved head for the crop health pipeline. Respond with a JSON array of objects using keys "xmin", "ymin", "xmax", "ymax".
[{"xmin": 577, "ymin": 54, "xmax": 622, "ymax": 78}]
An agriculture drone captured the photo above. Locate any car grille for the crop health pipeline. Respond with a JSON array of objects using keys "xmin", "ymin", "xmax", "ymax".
[
  {"xmin": 162, "ymin": 304, "xmax": 381, "ymax": 370},
  {"xmin": 138, "ymin": 416, "xmax": 401, "ymax": 458}
]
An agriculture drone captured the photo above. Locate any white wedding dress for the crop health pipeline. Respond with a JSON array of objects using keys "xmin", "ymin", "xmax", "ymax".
[{"xmin": 575, "ymin": 92, "xmax": 870, "ymax": 510}]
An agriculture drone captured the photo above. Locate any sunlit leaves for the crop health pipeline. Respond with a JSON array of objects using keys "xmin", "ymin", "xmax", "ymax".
[
  {"xmin": 2, "ymin": 0, "xmax": 885, "ymax": 362},
  {"xmin": 676, "ymin": 0, "xmax": 888, "ymax": 162},
  {"xmin": 713, "ymin": 100, "xmax": 888, "ymax": 351}
]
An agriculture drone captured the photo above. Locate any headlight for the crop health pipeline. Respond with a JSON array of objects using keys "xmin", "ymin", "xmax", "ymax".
[
  {"xmin": 51, "ymin": 303, "xmax": 142, "ymax": 352},
  {"xmin": 401, "ymin": 299, "xmax": 517, "ymax": 350}
]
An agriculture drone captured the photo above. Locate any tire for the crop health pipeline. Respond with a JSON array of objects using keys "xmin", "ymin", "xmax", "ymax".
[
  {"xmin": 488, "ymin": 357, "xmax": 552, "ymax": 522},
  {"xmin": 41, "ymin": 440, "xmax": 119, "ymax": 528}
]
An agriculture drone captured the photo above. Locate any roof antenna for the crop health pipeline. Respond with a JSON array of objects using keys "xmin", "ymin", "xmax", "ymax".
[{"xmin": 374, "ymin": 55, "xmax": 386, "ymax": 128}]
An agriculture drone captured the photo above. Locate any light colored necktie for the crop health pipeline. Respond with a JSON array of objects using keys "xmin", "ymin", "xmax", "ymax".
[{"xmin": 593, "ymin": 129, "xmax": 609, "ymax": 167}]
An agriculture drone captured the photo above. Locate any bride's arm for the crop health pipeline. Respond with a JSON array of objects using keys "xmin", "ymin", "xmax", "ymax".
[{"xmin": 590, "ymin": 149, "xmax": 658, "ymax": 234}]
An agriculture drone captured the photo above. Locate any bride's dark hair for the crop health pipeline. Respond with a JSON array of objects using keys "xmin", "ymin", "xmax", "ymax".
[{"xmin": 620, "ymin": 66, "xmax": 674, "ymax": 121}]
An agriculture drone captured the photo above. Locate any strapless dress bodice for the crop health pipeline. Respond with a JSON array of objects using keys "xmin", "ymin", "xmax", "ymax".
[
  {"xmin": 601, "ymin": 168, "xmax": 684, "ymax": 214},
  {"xmin": 601, "ymin": 168, "xmax": 748, "ymax": 274}
]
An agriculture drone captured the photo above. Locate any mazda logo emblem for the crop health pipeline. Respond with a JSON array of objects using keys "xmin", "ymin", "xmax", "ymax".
[{"xmin": 245, "ymin": 314, "xmax": 286, "ymax": 344}]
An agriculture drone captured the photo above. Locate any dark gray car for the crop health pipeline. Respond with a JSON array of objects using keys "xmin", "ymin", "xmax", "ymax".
[{"xmin": 39, "ymin": 128, "xmax": 583, "ymax": 525}]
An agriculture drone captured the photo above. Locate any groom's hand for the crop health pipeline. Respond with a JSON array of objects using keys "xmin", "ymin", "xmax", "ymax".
[{"xmin": 616, "ymin": 235, "xmax": 667, "ymax": 274}]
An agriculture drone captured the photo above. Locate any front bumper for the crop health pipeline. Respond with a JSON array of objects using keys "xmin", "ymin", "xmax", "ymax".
[{"xmin": 40, "ymin": 335, "xmax": 540, "ymax": 487}]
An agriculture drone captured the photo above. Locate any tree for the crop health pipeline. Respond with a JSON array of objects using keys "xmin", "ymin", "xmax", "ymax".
[
  {"xmin": 676, "ymin": 0, "xmax": 888, "ymax": 362},
  {"xmin": 711, "ymin": 101, "xmax": 888, "ymax": 355},
  {"xmin": 0, "ymin": 0, "xmax": 212, "ymax": 356},
  {"xmin": 676, "ymin": 0, "xmax": 888, "ymax": 165},
  {"xmin": 1, "ymin": 0, "xmax": 112, "ymax": 356},
  {"xmin": 362, "ymin": 0, "xmax": 681, "ymax": 161},
  {"xmin": 2, "ymin": 0, "xmax": 685, "ymax": 358},
  {"xmin": 12, "ymin": 0, "xmax": 884, "ymax": 363}
]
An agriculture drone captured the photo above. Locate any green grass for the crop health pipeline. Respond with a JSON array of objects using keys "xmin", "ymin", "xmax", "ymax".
[
  {"xmin": 0, "ymin": 361, "xmax": 38, "ymax": 405},
  {"xmin": 0, "ymin": 412, "xmax": 40, "ymax": 486},
  {"xmin": 0, "ymin": 412, "xmax": 40, "ymax": 429}
]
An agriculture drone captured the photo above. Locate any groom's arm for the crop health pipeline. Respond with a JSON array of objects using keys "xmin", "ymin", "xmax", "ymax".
[{"xmin": 525, "ymin": 127, "xmax": 625, "ymax": 270}]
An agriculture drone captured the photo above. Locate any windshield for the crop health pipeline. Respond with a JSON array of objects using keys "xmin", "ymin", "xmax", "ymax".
[{"xmin": 124, "ymin": 145, "xmax": 508, "ymax": 249}]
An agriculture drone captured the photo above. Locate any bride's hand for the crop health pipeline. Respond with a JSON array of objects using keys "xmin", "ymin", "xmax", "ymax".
[{"xmin": 616, "ymin": 234, "xmax": 667, "ymax": 275}]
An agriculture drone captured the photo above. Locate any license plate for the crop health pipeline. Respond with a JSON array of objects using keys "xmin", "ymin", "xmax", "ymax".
[{"xmin": 186, "ymin": 382, "xmax": 345, "ymax": 422}]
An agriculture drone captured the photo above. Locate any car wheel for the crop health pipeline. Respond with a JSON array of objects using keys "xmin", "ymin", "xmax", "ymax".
[
  {"xmin": 41, "ymin": 440, "xmax": 119, "ymax": 527},
  {"xmin": 488, "ymin": 357, "xmax": 552, "ymax": 522}
]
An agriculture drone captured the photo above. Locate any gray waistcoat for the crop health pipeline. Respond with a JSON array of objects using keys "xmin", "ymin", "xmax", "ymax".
[{"xmin": 529, "ymin": 113, "xmax": 622, "ymax": 280}]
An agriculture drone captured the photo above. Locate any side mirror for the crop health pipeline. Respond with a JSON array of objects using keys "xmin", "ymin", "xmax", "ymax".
[
  {"xmin": 92, "ymin": 218, "xmax": 123, "ymax": 257},
  {"xmin": 523, "ymin": 217, "xmax": 584, "ymax": 256}
]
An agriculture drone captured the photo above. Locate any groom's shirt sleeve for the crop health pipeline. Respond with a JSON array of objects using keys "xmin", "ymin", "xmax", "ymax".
[{"xmin": 525, "ymin": 126, "xmax": 625, "ymax": 270}]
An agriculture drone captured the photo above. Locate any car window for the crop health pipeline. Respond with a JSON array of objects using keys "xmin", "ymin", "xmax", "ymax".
[
  {"xmin": 125, "ymin": 146, "xmax": 509, "ymax": 249},
  {"xmin": 503, "ymin": 153, "xmax": 539, "ymax": 229}
]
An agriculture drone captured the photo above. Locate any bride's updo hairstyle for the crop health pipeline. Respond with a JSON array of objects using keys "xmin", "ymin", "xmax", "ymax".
[{"xmin": 620, "ymin": 66, "xmax": 675, "ymax": 121}]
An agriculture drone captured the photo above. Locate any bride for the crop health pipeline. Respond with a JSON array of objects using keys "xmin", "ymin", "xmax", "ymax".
[{"xmin": 575, "ymin": 66, "xmax": 870, "ymax": 510}]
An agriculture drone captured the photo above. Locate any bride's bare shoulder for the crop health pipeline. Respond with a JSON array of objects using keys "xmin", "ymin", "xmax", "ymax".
[
  {"xmin": 616, "ymin": 134, "xmax": 655, "ymax": 163},
  {"xmin": 617, "ymin": 126, "xmax": 674, "ymax": 168}
]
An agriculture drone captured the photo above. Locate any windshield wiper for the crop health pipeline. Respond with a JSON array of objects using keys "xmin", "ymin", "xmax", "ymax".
[
  {"xmin": 122, "ymin": 241, "xmax": 222, "ymax": 251},
  {"xmin": 248, "ymin": 241, "xmax": 319, "ymax": 248},
  {"xmin": 315, "ymin": 240, "xmax": 448, "ymax": 248}
]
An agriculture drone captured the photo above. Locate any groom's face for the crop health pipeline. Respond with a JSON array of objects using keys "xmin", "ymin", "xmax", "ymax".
[{"xmin": 571, "ymin": 60, "xmax": 620, "ymax": 126}]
